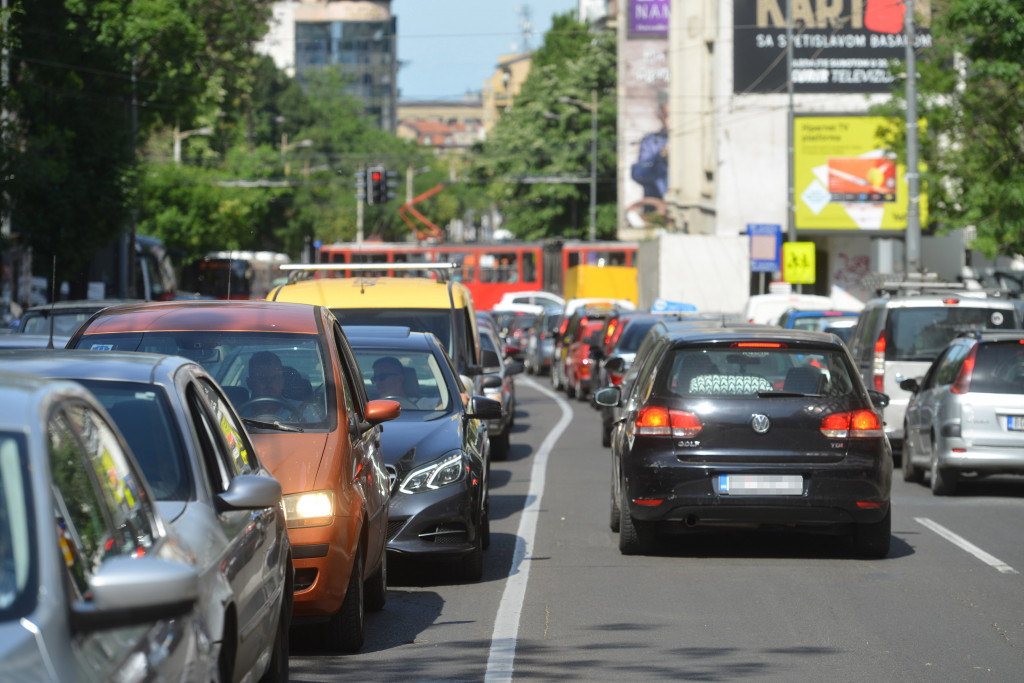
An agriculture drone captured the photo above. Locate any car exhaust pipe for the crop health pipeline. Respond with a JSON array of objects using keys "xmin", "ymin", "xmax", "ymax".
[{"xmin": 685, "ymin": 514, "xmax": 699, "ymax": 527}]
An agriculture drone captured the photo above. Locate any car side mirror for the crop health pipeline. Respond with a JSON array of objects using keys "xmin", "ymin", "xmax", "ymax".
[
  {"xmin": 898, "ymin": 378, "xmax": 920, "ymax": 394},
  {"xmin": 482, "ymin": 374, "xmax": 502, "ymax": 389},
  {"xmin": 467, "ymin": 396, "xmax": 502, "ymax": 420},
  {"xmin": 604, "ymin": 357, "xmax": 626, "ymax": 374},
  {"xmin": 594, "ymin": 386, "xmax": 621, "ymax": 407},
  {"xmin": 506, "ymin": 360, "xmax": 525, "ymax": 375},
  {"xmin": 867, "ymin": 389, "xmax": 890, "ymax": 408}
]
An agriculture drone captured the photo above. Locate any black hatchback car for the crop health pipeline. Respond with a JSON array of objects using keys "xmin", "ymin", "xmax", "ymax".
[
  {"xmin": 595, "ymin": 326, "xmax": 893, "ymax": 558},
  {"xmin": 345, "ymin": 326, "xmax": 502, "ymax": 581}
]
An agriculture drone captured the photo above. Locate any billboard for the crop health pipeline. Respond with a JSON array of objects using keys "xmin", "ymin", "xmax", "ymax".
[
  {"xmin": 793, "ymin": 115, "xmax": 926, "ymax": 232},
  {"xmin": 733, "ymin": 0, "xmax": 932, "ymax": 94},
  {"xmin": 620, "ymin": 1, "xmax": 670, "ymax": 232}
]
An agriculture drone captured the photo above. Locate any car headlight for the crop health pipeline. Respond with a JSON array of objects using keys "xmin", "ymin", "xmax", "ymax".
[
  {"xmin": 282, "ymin": 490, "xmax": 334, "ymax": 528},
  {"xmin": 399, "ymin": 452, "xmax": 465, "ymax": 494}
]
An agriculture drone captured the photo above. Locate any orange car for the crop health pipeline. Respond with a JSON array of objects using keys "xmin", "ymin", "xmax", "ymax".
[{"xmin": 67, "ymin": 300, "xmax": 399, "ymax": 653}]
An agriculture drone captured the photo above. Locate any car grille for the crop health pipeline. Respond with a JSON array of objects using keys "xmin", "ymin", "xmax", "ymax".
[
  {"xmin": 386, "ymin": 519, "xmax": 406, "ymax": 541},
  {"xmin": 419, "ymin": 524, "xmax": 468, "ymax": 545}
]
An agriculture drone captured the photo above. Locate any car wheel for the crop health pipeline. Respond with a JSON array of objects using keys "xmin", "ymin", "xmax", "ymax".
[
  {"xmin": 901, "ymin": 424, "xmax": 924, "ymax": 484},
  {"xmin": 481, "ymin": 503, "xmax": 491, "ymax": 550},
  {"xmin": 609, "ymin": 481, "xmax": 620, "ymax": 533},
  {"xmin": 258, "ymin": 588, "xmax": 291, "ymax": 683},
  {"xmin": 601, "ymin": 419, "xmax": 612, "ymax": 448},
  {"xmin": 365, "ymin": 548, "xmax": 387, "ymax": 612},
  {"xmin": 551, "ymin": 363, "xmax": 563, "ymax": 390},
  {"xmin": 491, "ymin": 429, "xmax": 509, "ymax": 461},
  {"xmin": 618, "ymin": 488, "xmax": 655, "ymax": 555},
  {"xmin": 461, "ymin": 534, "xmax": 484, "ymax": 581},
  {"xmin": 326, "ymin": 545, "xmax": 365, "ymax": 653},
  {"xmin": 930, "ymin": 454, "xmax": 957, "ymax": 496},
  {"xmin": 566, "ymin": 376, "xmax": 576, "ymax": 398},
  {"xmin": 853, "ymin": 507, "xmax": 891, "ymax": 559}
]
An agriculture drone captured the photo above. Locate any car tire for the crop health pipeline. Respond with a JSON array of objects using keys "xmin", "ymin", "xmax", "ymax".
[
  {"xmin": 259, "ymin": 589, "xmax": 291, "ymax": 683},
  {"xmin": 491, "ymin": 429, "xmax": 509, "ymax": 461},
  {"xmin": 461, "ymin": 534, "xmax": 484, "ymax": 582},
  {"xmin": 481, "ymin": 503, "xmax": 491, "ymax": 551},
  {"xmin": 901, "ymin": 426, "xmax": 924, "ymax": 484},
  {"xmin": 930, "ymin": 455, "xmax": 957, "ymax": 496},
  {"xmin": 618, "ymin": 488, "xmax": 655, "ymax": 555},
  {"xmin": 326, "ymin": 545, "xmax": 365, "ymax": 653},
  {"xmin": 575, "ymin": 379, "xmax": 587, "ymax": 402},
  {"xmin": 566, "ymin": 376, "xmax": 576, "ymax": 398},
  {"xmin": 853, "ymin": 507, "xmax": 891, "ymax": 559},
  {"xmin": 609, "ymin": 482, "xmax": 620, "ymax": 533},
  {"xmin": 551, "ymin": 363, "xmax": 563, "ymax": 390},
  {"xmin": 601, "ymin": 419, "xmax": 612, "ymax": 448},
  {"xmin": 364, "ymin": 548, "xmax": 387, "ymax": 613}
]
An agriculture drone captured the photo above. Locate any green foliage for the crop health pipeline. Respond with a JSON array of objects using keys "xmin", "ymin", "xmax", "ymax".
[
  {"xmin": 874, "ymin": 0, "xmax": 1024, "ymax": 257},
  {"xmin": 469, "ymin": 13, "xmax": 617, "ymax": 241}
]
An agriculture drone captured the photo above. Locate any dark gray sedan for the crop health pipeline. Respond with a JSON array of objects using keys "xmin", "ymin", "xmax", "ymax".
[{"xmin": 0, "ymin": 350, "xmax": 293, "ymax": 683}]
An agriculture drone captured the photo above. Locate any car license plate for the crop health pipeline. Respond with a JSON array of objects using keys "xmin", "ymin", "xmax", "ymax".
[
  {"xmin": 1007, "ymin": 416, "xmax": 1024, "ymax": 431},
  {"xmin": 717, "ymin": 474, "xmax": 803, "ymax": 496}
]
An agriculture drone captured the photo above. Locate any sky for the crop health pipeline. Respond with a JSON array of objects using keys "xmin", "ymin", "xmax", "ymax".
[{"xmin": 391, "ymin": 0, "xmax": 580, "ymax": 101}]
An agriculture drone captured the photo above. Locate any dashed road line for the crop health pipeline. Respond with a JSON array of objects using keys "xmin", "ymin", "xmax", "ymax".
[{"xmin": 915, "ymin": 517, "xmax": 1018, "ymax": 575}]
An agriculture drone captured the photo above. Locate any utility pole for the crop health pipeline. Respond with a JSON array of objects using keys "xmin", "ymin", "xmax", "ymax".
[{"xmin": 904, "ymin": 2, "xmax": 921, "ymax": 274}]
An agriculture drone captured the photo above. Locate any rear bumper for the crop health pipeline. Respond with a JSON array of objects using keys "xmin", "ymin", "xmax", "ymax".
[{"xmin": 937, "ymin": 442, "xmax": 1024, "ymax": 474}]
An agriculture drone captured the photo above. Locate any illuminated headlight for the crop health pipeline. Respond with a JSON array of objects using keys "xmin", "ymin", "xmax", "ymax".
[
  {"xmin": 282, "ymin": 490, "xmax": 334, "ymax": 528},
  {"xmin": 399, "ymin": 452, "xmax": 465, "ymax": 494}
]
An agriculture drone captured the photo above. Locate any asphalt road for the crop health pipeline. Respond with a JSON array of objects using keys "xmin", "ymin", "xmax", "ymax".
[{"xmin": 289, "ymin": 377, "xmax": 1024, "ymax": 682}]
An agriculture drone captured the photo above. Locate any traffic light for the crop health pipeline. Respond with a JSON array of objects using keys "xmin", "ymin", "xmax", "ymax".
[{"xmin": 367, "ymin": 165, "xmax": 387, "ymax": 205}]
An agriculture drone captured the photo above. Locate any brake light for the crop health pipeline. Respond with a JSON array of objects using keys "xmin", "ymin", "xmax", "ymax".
[
  {"xmin": 942, "ymin": 298, "xmax": 960, "ymax": 305},
  {"xmin": 731, "ymin": 342, "xmax": 786, "ymax": 348},
  {"xmin": 609, "ymin": 371, "xmax": 624, "ymax": 386},
  {"xmin": 635, "ymin": 406, "xmax": 702, "ymax": 437},
  {"xmin": 605, "ymin": 319, "xmax": 619, "ymax": 344},
  {"xmin": 951, "ymin": 343, "xmax": 978, "ymax": 394},
  {"xmin": 872, "ymin": 331, "xmax": 886, "ymax": 391},
  {"xmin": 820, "ymin": 410, "xmax": 883, "ymax": 438}
]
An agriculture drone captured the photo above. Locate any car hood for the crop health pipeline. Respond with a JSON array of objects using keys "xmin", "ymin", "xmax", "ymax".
[
  {"xmin": 250, "ymin": 432, "xmax": 329, "ymax": 496},
  {"xmin": 380, "ymin": 415, "xmax": 461, "ymax": 471}
]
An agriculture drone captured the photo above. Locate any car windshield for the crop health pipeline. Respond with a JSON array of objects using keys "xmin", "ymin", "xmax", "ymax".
[
  {"xmin": 0, "ymin": 433, "xmax": 35, "ymax": 620},
  {"xmin": 887, "ymin": 306, "xmax": 1017, "ymax": 361},
  {"xmin": 75, "ymin": 331, "xmax": 332, "ymax": 429},
  {"xmin": 75, "ymin": 382, "xmax": 192, "ymax": 501},
  {"xmin": 970, "ymin": 341, "xmax": 1024, "ymax": 395},
  {"xmin": 654, "ymin": 346, "xmax": 857, "ymax": 398},
  {"xmin": 21, "ymin": 311, "xmax": 97, "ymax": 336},
  {"xmin": 333, "ymin": 308, "xmax": 453, "ymax": 358},
  {"xmin": 351, "ymin": 347, "xmax": 453, "ymax": 420}
]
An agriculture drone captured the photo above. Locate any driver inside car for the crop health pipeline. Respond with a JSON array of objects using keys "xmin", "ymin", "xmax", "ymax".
[
  {"xmin": 244, "ymin": 350, "xmax": 322, "ymax": 422},
  {"xmin": 373, "ymin": 356, "xmax": 422, "ymax": 408}
]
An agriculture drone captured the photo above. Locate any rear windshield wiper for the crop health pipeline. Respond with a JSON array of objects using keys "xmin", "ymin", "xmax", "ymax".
[
  {"xmin": 242, "ymin": 418, "xmax": 304, "ymax": 433},
  {"xmin": 757, "ymin": 390, "xmax": 820, "ymax": 398}
]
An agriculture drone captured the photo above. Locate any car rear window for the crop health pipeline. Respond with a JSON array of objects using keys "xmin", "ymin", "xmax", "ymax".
[
  {"xmin": 970, "ymin": 341, "xmax": 1024, "ymax": 394},
  {"xmin": 653, "ymin": 346, "xmax": 858, "ymax": 398},
  {"xmin": 615, "ymin": 319, "xmax": 659, "ymax": 353},
  {"xmin": 333, "ymin": 307, "xmax": 452, "ymax": 355},
  {"xmin": 886, "ymin": 306, "xmax": 1017, "ymax": 361}
]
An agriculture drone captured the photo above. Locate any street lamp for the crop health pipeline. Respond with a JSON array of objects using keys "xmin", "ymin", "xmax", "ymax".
[
  {"xmin": 281, "ymin": 133, "xmax": 313, "ymax": 177},
  {"xmin": 173, "ymin": 124, "xmax": 212, "ymax": 163},
  {"xmin": 558, "ymin": 90, "xmax": 598, "ymax": 242}
]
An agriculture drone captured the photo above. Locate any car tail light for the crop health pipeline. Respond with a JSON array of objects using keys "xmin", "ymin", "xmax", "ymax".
[
  {"xmin": 731, "ymin": 342, "xmax": 786, "ymax": 348},
  {"xmin": 951, "ymin": 343, "xmax": 978, "ymax": 394},
  {"xmin": 942, "ymin": 298, "xmax": 960, "ymax": 305},
  {"xmin": 635, "ymin": 406, "xmax": 702, "ymax": 437},
  {"xmin": 820, "ymin": 410, "xmax": 883, "ymax": 438},
  {"xmin": 872, "ymin": 331, "xmax": 886, "ymax": 391}
]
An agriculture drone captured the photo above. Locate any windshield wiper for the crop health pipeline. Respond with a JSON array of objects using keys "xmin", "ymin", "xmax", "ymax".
[
  {"xmin": 757, "ymin": 390, "xmax": 819, "ymax": 398},
  {"xmin": 242, "ymin": 418, "xmax": 304, "ymax": 433}
]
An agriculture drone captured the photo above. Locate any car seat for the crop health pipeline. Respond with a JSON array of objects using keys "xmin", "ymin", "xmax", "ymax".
[
  {"xmin": 402, "ymin": 366, "xmax": 421, "ymax": 399},
  {"xmin": 783, "ymin": 366, "xmax": 825, "ymax": 394}
]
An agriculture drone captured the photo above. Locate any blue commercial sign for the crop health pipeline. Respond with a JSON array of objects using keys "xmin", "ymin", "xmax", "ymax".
[
  {"xmin": 747, "ymin": 223, "xmax": 782, "ymax": 273},
  {"xmin": 652, "ymin": 298, "xmax": 697, "ymax": 313}
]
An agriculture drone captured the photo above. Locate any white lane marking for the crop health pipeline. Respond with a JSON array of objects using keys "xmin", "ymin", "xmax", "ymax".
[
  {"xmin": 915, "ymin": 517, "xmax": 1019, "ymax": 575},
  {"xmin": 485, "ymin": 377, "xmax": 574, "ymax": 682}
]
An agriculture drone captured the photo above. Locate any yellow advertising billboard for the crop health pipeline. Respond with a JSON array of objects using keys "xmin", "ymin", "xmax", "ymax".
[{"xmin": 793, "ymin": 115, "xmax": 926, "ymax": 231}]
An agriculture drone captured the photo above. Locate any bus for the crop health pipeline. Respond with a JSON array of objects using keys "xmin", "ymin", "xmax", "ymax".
[
  {"xmin": 317, "ymin": 240, "xmax": 639, "ymax": 310},
  {"xmin": 180, "ymin": 251, "xmax": 291, "ymax": 300}
]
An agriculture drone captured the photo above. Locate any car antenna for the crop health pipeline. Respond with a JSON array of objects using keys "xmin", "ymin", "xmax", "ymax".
[{"xmin": 47, "ymin": 255, "xmax": 56, "ymax": 350}]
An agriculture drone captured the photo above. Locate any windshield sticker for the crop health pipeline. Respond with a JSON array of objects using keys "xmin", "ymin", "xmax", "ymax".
[
  {"xmin": 89, "ymin": 344, "xmax": 114, "ymax": 351},
  {"xmin": 991, "ymin": 311, "xmax": 1004, "ymax": 326}
]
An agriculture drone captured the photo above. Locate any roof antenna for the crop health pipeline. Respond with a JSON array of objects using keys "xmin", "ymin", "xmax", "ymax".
[{"xmin": 47, "ymin": 255, "xmax": 56, "ymax": 349}]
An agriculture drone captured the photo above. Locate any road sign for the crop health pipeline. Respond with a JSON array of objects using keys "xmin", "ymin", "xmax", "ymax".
[
  {"xmin": 782, "ymin": 242, "xmax": 816, "ymax": 284},
  {"xmin": 747, "ymin": 224, "xmax": 782, "ymax": 273}
]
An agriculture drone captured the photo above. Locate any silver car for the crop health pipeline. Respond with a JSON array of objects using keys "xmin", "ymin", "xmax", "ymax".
[
  {"xmin": 902, "ymin": 330, "xmax": 1024, "ymax": 495},
  {"xmin": 0, "ymin": 350, "xmax": 293, "ymax": 682},
  {"xmin": 0, "ymin": 371, "xmax": 213, "ymax": 682}
]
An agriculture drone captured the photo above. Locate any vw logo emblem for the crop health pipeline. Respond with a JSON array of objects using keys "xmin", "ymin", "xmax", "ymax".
[{"xmin": 751, "ymin": 414, "xmax": 771, "ymax": 434}]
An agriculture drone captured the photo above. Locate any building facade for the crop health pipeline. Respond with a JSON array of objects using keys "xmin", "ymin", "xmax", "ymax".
[{"xmin": 258, "ymin": 1, "xmax": 398, "ymax": 132}]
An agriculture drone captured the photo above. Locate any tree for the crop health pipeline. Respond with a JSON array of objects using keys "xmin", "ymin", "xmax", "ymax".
[
  {"xmin": 469, "ymin": 13, "xmax": 617, "ymax": 241},
  {"xmin": 876, "ymin": 0, "xmax": 1024, "ymax": 257}
]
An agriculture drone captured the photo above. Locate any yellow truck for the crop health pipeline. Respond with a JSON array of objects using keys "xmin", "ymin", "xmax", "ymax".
[{"xmin": 563, "ymin": 264, "xmax": 639, "ymax": 306}]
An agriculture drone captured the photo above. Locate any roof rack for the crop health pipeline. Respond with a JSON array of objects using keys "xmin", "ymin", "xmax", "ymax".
[
  {"xmin": 871, "ymin": 272, "xmax": 1009, "ymax": 299},
  {"xmin": 279, "ymin": 262, "xmax": 459, "ymax": 285}
]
